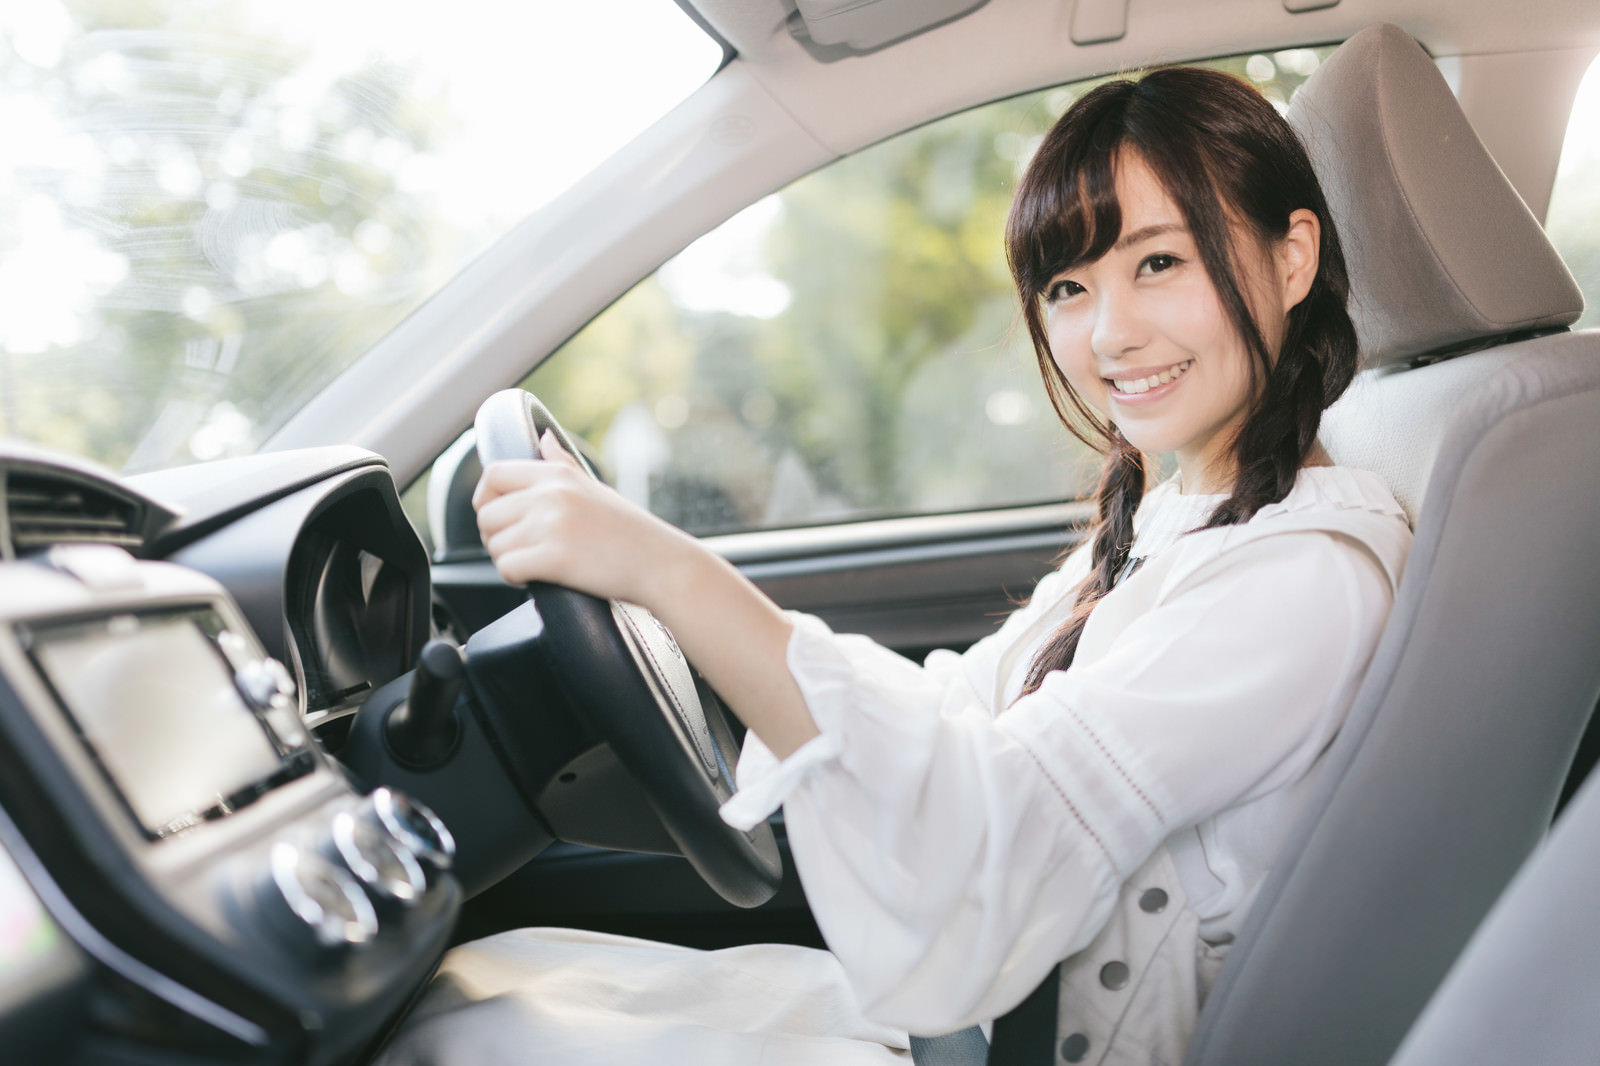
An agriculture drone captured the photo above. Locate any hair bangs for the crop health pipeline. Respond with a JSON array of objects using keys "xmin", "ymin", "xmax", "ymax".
[{"xmin": 1006, "ymin": 95, "xmax": 1132, "ymax": 302}]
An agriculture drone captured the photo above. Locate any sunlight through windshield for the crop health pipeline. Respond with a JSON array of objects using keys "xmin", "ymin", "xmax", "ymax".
[{"xmin": 0, "ymin": 0, "xmax": 722, "ymax": 471}]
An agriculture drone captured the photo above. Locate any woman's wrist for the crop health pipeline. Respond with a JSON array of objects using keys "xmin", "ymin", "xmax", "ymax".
[
  {"xmin": 633, "ymin": 527, "xmax": 818, "ymax": 758},
  {"xmin": 637, "ymin": 521, "xmax": 719, "ymax": 612}
]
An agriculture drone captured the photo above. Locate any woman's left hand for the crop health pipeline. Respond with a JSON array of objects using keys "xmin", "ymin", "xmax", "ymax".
[{"xmin": 471, "ymin": 430, "xmax": 697, "ymax": 609}]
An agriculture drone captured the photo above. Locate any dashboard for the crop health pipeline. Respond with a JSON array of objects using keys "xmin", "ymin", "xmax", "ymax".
[
  {"xmin": 0, "ymin": 436, "xmax": 738, "ymax": 1064},
  {"xmin": 133, "ymin": 448, "xmax": 437, "ymax": 742},
  {"xmin": 0, "ymin": 443, "xmax": 464, "ymax": 1065}
]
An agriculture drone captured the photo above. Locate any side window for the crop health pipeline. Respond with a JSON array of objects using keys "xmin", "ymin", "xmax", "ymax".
[
  {"xmin": 508, "ymin": 52, "xmax": 1331, "ymax": 537},
  {"xmin": 1545, "ymin": 52, "xmax": 1600, "ymax": 331},
  {"xmin": 521, "ymin": 92, "xmax": 1077, "ymax": 537}
]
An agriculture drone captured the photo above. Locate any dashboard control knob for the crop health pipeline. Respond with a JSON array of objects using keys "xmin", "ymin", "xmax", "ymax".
[
  {"xmin": 370, "ymin": 788, "xmax": 455, "ymax": 872},
  {"xmin": 332, "ymin": 810, "xmax": 426, "ymax": 906},
  {"xmin": 384, "ymin": 639, "xmax": 465, "ymax": 768},
  {"xmin": 268, "ymin": 842, "xmax": 378, "ymax": 950},
  {"xmin": 236, "ymin": 655, "xmax": 297, "ymax": 710},
  {"xmin": 230, "ymin": 649, "xmax": 307, "ymax": 750}
]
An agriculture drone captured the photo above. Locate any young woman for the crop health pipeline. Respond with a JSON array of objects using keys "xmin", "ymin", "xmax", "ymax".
[{"xmin": 381, "ymin": 67, "xmax": 1412, "ymax": 1066}]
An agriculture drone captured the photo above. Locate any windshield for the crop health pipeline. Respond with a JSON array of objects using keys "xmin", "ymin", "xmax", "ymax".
[{"xmin": 0, "ymin": 0, "xmax": 722, "ymax": 472}]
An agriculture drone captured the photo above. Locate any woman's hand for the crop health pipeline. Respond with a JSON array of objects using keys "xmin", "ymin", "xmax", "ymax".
[
  {"xmin": 472, "ymin": 430, "xmax": 697, "ymax": 609},
  {"xmin": 470, "ymin": 429, "xmax": 821, "ymax": 760}
]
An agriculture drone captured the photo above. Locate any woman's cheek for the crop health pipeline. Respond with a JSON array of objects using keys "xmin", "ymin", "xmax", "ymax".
[{"xmin": 1048, "ymin": 326, "xmax": 1108, "ymax": 415}]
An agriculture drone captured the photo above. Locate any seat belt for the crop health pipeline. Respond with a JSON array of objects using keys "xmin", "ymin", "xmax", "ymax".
[
  {"xmin": 910, "ymin": 1026, "xmax": 990, "ymax": 1066},
  {"xmin": 907, "ymin": 963, "xmax": 1060, "ymax": 1066},
  {"xmin": 987, "ymin": 963, "xmax": 1061, "ymax": 1065}
]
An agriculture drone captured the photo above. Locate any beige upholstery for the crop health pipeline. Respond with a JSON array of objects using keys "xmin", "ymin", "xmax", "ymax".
[
  {"xmin": 1289, "ymin": 23, "xmax": 1583, "ymax": 367},
  {"xmin": 1384, "ymin": 754, "xmax": 1600, "ymax": 1066}
]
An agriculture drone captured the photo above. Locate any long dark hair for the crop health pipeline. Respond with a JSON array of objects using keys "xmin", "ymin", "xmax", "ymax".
[{"xmin": 1006, "ymin": 66, "xmax": 1358, "ymax": 697}]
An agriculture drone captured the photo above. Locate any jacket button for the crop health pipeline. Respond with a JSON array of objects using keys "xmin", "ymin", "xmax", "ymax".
[
  {"xmin": 1061, "ymin": 1032, "xmax": 1090, "ymax": 1062},
  {"xmin": 1099, "ymin": 961, "xmax": 1130, "ymax": 990},
  {"xmin": 1138, "ymin": 888, "xmax": 1169, "ymax": 914}
]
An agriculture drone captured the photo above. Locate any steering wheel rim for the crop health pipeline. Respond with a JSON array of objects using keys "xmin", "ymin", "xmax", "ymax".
[{"xmin": 474, "ymin": 388, "xmax": 782, "ymax": 908}]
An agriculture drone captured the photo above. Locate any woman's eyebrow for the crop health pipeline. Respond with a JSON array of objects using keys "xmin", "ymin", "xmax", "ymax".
[
  {"xmin": 1114, "ymin": 222, "xmax": 1185, "ymax": 251},
  {"xmin": 1047, "ymin": 221, "xmax": 1187, "ymax": 279}
]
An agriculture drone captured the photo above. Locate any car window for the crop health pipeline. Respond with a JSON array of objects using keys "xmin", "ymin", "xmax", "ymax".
[
  {"xmin": 502, "ymin": 50, "xmax": 1334, "ymax": 537},
  {"xmin": 1545, "ymin": 51, "xmax": 1600, "ymax": 331}
]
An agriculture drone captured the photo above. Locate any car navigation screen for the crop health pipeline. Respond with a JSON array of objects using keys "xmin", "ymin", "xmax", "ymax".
[{"xmin": 30, "ymin": 613, "xmax": 290, "ymax": 838}]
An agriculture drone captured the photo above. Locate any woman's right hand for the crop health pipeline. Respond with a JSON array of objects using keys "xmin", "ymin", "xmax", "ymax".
[
  {"xmin": 472, "ymin": 429, "xmax": 700, "ymax": 609},
  {"xmin": 472, "ymin": 429, "xmax": 821, "ymax": 760}
]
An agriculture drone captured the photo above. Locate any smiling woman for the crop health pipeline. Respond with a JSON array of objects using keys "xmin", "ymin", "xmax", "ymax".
[{"xmin": 0, "ymin": 0, "xmax": 722, "ymax": 471}]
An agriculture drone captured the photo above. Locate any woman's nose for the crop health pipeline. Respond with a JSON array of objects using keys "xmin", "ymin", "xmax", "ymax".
[{"xmin": 1090, "ymin": 286, "xmax": 1146, "ymax": 359}]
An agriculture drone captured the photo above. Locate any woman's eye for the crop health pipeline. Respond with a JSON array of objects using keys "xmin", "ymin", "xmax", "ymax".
[
  {"xmin": 1047, "ymin": 279, "xmax": 1085, "ymax": 302},
  {"xmin": 1140, "ymin": 253, "xmax": 1179, "ymax": 275}
]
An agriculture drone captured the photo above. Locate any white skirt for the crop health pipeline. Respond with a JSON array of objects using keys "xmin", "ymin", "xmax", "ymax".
[{"xmin": 373, "ymin": 927, "xmax": 912, "ymax": 1066}]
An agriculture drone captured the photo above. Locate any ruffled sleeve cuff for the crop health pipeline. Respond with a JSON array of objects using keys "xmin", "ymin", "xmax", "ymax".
[
  {"xmin": 718, "ymin": 610, "xmax": 937, "ymax": 831},
  {"xmin": 719, "ymin": 729, "xmax": 843, "ymax": 830}
]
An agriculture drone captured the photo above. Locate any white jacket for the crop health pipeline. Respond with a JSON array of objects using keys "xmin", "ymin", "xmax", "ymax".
[{"xmin": 722, "ymin": 466, "xmax": 1412, "ymax": 1065}]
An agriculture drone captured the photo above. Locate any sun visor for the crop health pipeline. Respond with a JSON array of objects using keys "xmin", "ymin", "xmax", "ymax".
[{"xmin": 789, "ymin": 0, "xmax": 990, "ymax": 53}]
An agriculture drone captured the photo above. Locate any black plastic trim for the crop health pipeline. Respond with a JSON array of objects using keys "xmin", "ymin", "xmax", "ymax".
[{"xmin": 129, "ymin": 446, "xmax": 386, "ymax": 558}]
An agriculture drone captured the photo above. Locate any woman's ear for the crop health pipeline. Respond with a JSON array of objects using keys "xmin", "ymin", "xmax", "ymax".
[{"xmin": 1280, "ymin": 208, "xmax": 1321, "ymax": 312}]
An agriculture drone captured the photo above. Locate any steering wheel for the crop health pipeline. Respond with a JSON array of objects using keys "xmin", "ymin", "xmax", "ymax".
[{"xmin": 473, "ymin": 388, "xmax": 783, "ymax": 908}]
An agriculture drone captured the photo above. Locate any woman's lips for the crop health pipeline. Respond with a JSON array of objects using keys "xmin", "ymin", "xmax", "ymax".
[{"xmin": 1106, "ymin": 359, "xmax": 1193, "ymax": 404}]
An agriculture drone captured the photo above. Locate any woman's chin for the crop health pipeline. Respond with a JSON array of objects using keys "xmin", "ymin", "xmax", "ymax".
[{"xmin": 1110, "ymin": 423, "xmax": 1181, "ymax": 457}]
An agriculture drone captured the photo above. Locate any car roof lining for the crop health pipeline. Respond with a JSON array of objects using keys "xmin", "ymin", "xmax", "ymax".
[
  {"xmin": 686, "ymin": 0, "xmax": 1600, "ymax": 176},
  {"xmin": 690, "ymin": 0, "xmax": 1600, "ymax": 66}
]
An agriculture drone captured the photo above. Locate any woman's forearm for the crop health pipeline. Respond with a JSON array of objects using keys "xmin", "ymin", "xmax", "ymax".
[{"xmin": 646, "ymin": 540, "xmax": 820, "ymax": 760}]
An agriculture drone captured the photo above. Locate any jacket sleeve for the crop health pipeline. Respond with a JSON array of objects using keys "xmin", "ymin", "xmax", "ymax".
[{"xmin": 719, "ymin": 531, "xmax": 1394, "ymax": 1033}]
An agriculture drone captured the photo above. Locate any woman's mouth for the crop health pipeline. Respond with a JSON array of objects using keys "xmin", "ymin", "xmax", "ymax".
[{"xmin": 1107, "ymin": 359, "xmax": 1193, "ymax": 400}]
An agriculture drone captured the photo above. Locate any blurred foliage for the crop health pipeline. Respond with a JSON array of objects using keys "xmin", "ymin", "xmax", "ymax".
[
  {"xmin": 521, "ymin": 51, "xmax": 1335, "ymax": 536},
  {"xmin": 1, "ymin": 1, "xmax": 471, "ymax": 470}
]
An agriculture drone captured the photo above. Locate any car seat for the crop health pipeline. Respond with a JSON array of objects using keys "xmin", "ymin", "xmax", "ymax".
[
  {"xmin": 1381, "ymin": 751, "xmax": 1600, "ymax": 1066},
  {"xmin": 1180, "ymin": 23, "xmax": 1600, "ymax": 1066}
]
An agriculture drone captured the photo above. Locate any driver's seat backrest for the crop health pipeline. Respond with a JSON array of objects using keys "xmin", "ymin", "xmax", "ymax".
[
  {"xmin": 1181, "ymin": 24, "xmax": 1600, "ymax": 1066},
  {"xmin": 1383, "ymin": 754, "xmax": 1600, "ymax": 1066}
]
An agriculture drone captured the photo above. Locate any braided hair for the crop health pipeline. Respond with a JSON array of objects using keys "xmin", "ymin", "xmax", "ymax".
[{"xmin": 1005, "ymin": 67, "xmax": 1359, "ymax": 697}]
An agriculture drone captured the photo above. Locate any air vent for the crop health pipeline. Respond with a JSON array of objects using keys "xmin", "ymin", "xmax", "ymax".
[{"xmin": 6, "ymin": 472, "xmax": 143, "ymax": 552}]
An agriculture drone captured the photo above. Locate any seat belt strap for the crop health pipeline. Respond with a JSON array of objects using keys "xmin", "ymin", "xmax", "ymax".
[
  {"xmin": 910, "ymin": 1025, "xmax": 990, "ymax": 1066},
  {"xmin": 987, "ymin": 963, "xmax": 1061, "ymax": 1065}
]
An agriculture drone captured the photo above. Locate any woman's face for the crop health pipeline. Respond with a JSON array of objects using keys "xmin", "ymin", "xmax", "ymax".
[{"xmin": 1044, "ymin": 152, "xmax": 1300, "ymax": 494}]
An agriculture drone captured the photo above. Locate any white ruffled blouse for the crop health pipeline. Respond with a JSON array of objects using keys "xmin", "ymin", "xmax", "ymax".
[{"xmin": 719, "ymin": 466, "xmax": 1412, "ymax": 1044}]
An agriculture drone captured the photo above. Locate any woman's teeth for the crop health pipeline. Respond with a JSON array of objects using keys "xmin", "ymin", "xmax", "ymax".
[{"xmin": 1111, "ymin": 360, "xmax": 1192, "ymax": 394}]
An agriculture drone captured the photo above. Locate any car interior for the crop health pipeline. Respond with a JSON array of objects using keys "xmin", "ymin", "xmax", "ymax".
[{"xmin": 0, "ymin": 2, "xmax": 1597, "ymax": 1065}]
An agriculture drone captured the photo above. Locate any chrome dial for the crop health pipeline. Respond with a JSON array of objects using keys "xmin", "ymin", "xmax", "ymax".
[
  {"xmin": 332, "ymin": 810, "xmax": 425, "ymax": 904},
  {"xmin": 268, "ymin": 842, "xmax": 377, "ymax": 949},
  {"xmin": 370, "ymin": 788, "xmax": 455, "ymax": 872}
]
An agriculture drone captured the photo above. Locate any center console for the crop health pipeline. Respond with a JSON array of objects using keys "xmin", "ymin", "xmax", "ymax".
[{"xmin": 0, "ymin": 546, "xmax": 460, "ymax": 1064}]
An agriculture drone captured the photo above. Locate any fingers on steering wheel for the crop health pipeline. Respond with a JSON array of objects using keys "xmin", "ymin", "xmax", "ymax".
[
  {"xmin": 474, "ymin": 492, "xmax": 518, "ymax": 544},
  {"xmin": 473, "ymin": 458, "xmax": 541, "ymax": 510},
  {"xmin": 491, "ymin": 543, "xmax": 555, "ymax": 587},
  {"xmin": 537, "ymin": 428, "xmax": 572, "ymax": 464}
]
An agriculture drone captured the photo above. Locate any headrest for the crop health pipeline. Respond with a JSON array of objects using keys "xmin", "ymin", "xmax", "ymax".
[{"xmin": 1286, "ymin": 24, "xmax": 1584, "ymax": 368}]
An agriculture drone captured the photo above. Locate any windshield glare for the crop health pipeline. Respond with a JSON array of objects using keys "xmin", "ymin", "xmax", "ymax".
[{"xmin": 0, "ymin": 0, "xmax": 721, "ymax": 472}]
